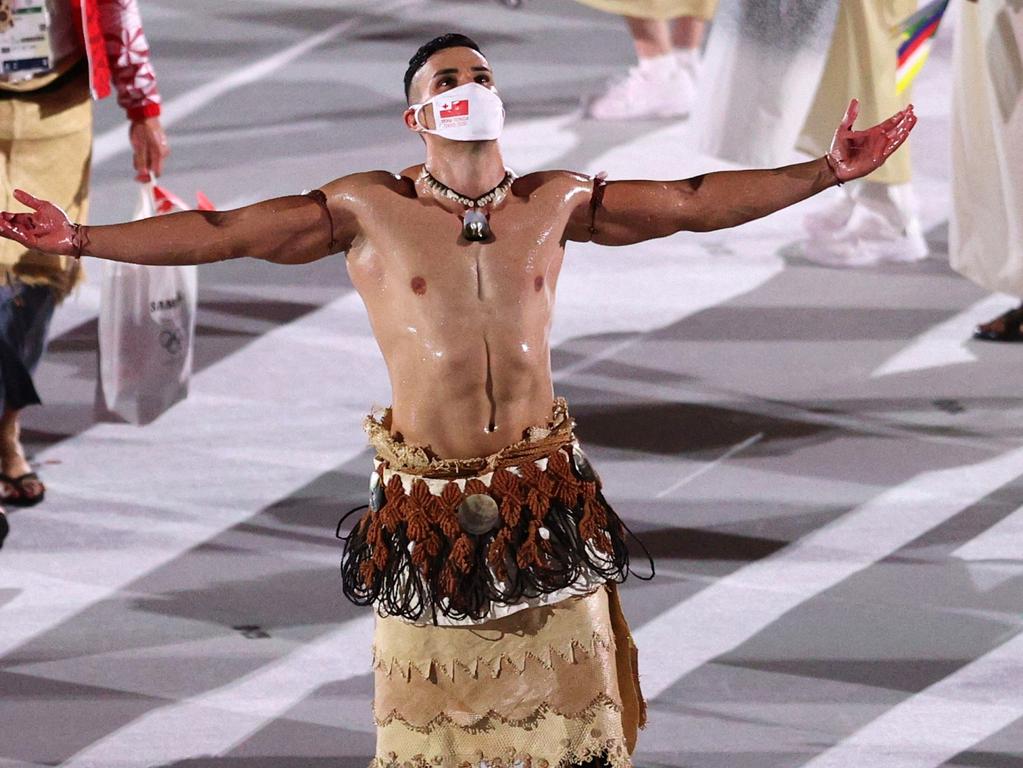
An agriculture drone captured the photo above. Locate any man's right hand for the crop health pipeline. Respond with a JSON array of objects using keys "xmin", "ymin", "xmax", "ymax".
[{"xmin": 0, "ymin": 189, "xmax": 79, "ymax": 256}]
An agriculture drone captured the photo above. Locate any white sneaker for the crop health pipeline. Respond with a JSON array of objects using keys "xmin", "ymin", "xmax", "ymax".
[
  {"xmin": 674, "ymin": 48, "xmax": 702, "ymax": 81},
  {"xmin": 801, "ymin": 204, "xmax": 929, "ymax": 267},
  {"xmin": 586, "ymin": 64, "xmax": 693, "ymax": 120},
  {"xmin": 802, "ymin": 182, "xmax": 929, "ymax": 267},
  {"xmin": 803, "ymin": 187, "xmax": 858, "ymax": 237}
]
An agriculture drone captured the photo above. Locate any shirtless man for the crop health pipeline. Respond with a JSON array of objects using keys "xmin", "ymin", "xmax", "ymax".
[{"xmin": 0, "ymin": 32, "xmax": 915, "ymax": 768}]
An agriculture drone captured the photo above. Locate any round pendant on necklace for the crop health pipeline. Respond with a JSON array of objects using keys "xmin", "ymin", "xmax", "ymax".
[
  {"xmin": 462, "ymin": 209, "xmax": 491, "ymax": 242},
  {"xmin": 420, "ymin": 167, "xmax": 513, "ymax": 243}
]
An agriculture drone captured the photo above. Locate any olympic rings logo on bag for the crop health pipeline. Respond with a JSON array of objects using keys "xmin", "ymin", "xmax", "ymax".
[{"xmin": 159, "ymin": 328, "xmax": 183, "ymax": 356}]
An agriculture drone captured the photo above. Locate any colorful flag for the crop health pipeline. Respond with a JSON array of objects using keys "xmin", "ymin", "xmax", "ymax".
[
  {"xmin": 439, "ymin": 99, "xmax": 469, "ymax": 119},
  {"xmin": 896, "ymin": 0, "xmax": 951, "ymax": 94}
]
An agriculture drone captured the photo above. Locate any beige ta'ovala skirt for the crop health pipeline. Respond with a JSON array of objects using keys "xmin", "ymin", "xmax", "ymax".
[
  {"xmin": 347, "ymin": 400, "xmax": 647, "ymax": 767},
  {"xmin": 372, "ymin": 584, "xmax": 644, "ymax": 768}
]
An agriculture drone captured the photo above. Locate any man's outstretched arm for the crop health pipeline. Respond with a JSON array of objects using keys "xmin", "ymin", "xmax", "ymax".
[
  {"xmin": 568, "ymin": 99, "xmax": 917, "ymax": 245},
  {"xmin": 0, "ymin": 174, "xmax": 368, "ymax": 265}
]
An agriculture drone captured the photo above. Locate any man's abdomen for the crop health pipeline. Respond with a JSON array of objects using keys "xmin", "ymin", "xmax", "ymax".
[{"xmin": 385, "ymin": 326, "xmax": 554, "ymax": 459}]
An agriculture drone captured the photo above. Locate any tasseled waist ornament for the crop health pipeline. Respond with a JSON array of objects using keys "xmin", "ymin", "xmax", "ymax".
[{"xmin": 337, "ymin": 398, "xmax": 652, "ymax": 625}]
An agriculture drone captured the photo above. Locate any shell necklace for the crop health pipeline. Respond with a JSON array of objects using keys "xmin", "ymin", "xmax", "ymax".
[{"xmin": 420, "ymin": 166, "xmax": 515, "ymax": 241}]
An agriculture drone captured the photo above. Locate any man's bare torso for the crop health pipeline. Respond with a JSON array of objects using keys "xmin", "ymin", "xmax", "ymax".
[{"xmin": 338, "ymin": 165, "xmax": 592, "ymax": 459}]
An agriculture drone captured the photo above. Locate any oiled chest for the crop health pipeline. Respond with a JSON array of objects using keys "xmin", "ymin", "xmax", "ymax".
[{"xmin": 347, "ymin": 197, "xmax": 567, "ymax": 309}]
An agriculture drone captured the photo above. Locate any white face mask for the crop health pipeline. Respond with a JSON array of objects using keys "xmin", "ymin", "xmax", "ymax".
[{"xmin": 409, "ymin": 82, "xmax": 505, "ymax": 141}]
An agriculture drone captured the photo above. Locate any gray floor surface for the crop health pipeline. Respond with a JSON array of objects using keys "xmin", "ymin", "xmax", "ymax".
[{"xmin": 2, "ymin": 1, "xmax": 1023, "ymax": 767}]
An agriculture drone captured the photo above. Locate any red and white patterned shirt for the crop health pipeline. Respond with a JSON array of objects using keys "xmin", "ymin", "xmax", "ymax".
[{"xmin": 73, "ymin": 0, "xmax": 161, "ymax": 121}]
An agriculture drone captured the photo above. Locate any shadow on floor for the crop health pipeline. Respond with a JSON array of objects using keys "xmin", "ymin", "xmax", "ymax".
[
  {"xmin": 570, "ymin": 397, "xmax": 833, "ymax": 456},
  {"xmin": 947, "ymin": 752, "xmax": 1023, "ymax": 768}
]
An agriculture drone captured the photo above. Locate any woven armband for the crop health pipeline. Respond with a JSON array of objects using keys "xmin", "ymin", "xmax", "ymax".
[
  {"xmin": 588, "ymin": 172, "xmax": 608, "ymax": 235},
  {"xmin": 305, "ymin": 189, "xmax": 338, "ymax": 252}
]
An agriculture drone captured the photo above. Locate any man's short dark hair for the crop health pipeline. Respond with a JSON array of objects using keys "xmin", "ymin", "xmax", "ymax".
[{"xmin": 404, "ymin": 33, "xmax": 483, "ymax": 103}]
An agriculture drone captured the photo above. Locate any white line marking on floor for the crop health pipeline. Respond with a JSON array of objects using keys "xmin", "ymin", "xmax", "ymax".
[
  {"xmin": 61, "ymin": 615, "xmax": 376, "ymax": 767},
  {"xmin": 0, "ymin": 758, "xmax": 41, "ymax": 768},
  {"xmin": 554, "ymin": 335, "xmax": 642, "ymax": 381},
  {"xmin": 799, "ymin": 629, "xmax": 1023, "ymax": 768},
  {"xmin": 635, "ymin": 444, "xmax": 1023, "ymax": 701},
  {"xmin": 46, "ymin": 282, "xmax": 101, "ymax": 339},
  {"xmin": 951, "ymin": 503, "xmax": 1023, "ymax": 563},
  {"xmin": 0, "ymin": 290, "xmax": 385, "ymax": 660},
  {"xmin": 92, "ymin": 0, "xmax": 418, "ymax": 168},
  {"xmin": 656, "ymin": 432, "xmax": 764, "ymax": 498},
  {"xmin": 569, "ymin": 369, "xmax": 1007, "ymax": 453},
  {"xmin": 551, "ymin": 248, "xmax": 784, "ymax": 381},
  {"xmin": 871, "ymin": 294, "xmax": 1015, "ymax": 378}
]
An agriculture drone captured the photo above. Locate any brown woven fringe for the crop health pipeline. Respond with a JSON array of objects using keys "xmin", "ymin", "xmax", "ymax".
[
  {"xmin": 363, "ymin": 397, "xmax": 576, "ymax": 478},
  {"xmin": 339, "ymin": 440, "xmax": 640, "ymax": 624}
]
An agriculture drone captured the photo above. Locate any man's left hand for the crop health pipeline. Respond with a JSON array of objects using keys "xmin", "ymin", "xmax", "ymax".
[
  {"xmin": 129, "ymin": 117, "xmax": 170, "ymax": 182},
  {"xmin": 827, "ymin": 99, "xmax": 917, "ymax": 184}
]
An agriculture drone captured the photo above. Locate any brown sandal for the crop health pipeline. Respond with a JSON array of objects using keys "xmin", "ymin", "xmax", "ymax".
[
  {"xmin": 0, "ymin": 472, "xmax": 44, "ymax": 507},
  {"xmin": 974, "ymin": 304, "xmax": 1023, "ymax": 342}
]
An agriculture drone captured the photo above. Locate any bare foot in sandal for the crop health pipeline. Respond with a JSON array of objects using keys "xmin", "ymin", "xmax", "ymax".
[
  {"xmin": 0, "ymin": 408, "xmax": 44, "ymax": 507},
  {"xmin": 975, "ymin": 303, "xmax": 1023, "ymax": 342}
]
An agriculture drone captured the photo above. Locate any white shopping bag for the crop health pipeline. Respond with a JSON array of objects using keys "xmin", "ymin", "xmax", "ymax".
[{"xmin": 95, "ymin": 183, "xmax": 199, "ymax": 425}]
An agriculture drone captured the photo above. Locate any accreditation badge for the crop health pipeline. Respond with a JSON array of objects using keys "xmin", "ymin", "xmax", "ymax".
[{"xmin": 0, "ymin": 0, "xmax": 54, "ymax": 79}]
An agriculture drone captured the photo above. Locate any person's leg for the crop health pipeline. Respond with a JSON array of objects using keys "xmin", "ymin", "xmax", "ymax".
[
  {"xmin": 0, "ymin": 114, "xmax": 12, "ymax": 539},
  {"xmin": 631, "ymin": 13, "xmax": 709, "ymax": 90},
  {"xmin": 627, "ymin": 16, "xmax": 672, "ymax": 59},
  {"xmin": 588, "ymin": 16, "xmax": 692, "ymax": 119},
  {"xmin": 1, "ymin": 408, "xmax": 47, "ymax": 507},
  {"xmin": 0, "ymin": 283, "xmax": 56, "ymax": 504},
  {"xmin": 582, "ymin": 0, "xmax": 717, "ymax": 119},
  {"xmin": 670, "ymin": 15, "xmax": 707, "ymax": 100},
  {"xmin": 1, "ymin": 407, "xmax": 34, "ymax": 479},
  {"xmin": 0, "ymin": 66, "xmax": 92, "ymax": 504},
  {"xmin": 799, "ymin": 0, "xmax": 925, "ymax": 266},
  {"xmin": 625, "ymin": 16, "xmax": 679, "ymax": 81},
  {"xmin": 669, "ymin": 15, "xmax": 704, "ymax": 48}
]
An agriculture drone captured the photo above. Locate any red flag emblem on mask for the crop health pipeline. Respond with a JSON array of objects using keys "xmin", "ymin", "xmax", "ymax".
[{"xmin": 439, "ymin": 99, "xmax": 469, "ymax": 118}]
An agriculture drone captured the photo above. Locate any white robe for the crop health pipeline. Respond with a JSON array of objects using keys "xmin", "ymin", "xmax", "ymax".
[
  {"xmin": 950, "ymin": 1, "xmax": 1023, "ymax": 296},
  {"xmin": 691, "ymin": 0, "xmax": 840, "ymax": 167}
]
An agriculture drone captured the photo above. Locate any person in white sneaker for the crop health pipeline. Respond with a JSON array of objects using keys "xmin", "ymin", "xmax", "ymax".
[
  {"xmin": 575, "ymin": 0, "xmax": 718, "ymax": 120},
  {"xmin": 798, "ymin": 0, "xmax": 927, "ymax": 267},
  {"xmin": 801, "ymin": 178, "xmax": 929, "ymax": 267}
]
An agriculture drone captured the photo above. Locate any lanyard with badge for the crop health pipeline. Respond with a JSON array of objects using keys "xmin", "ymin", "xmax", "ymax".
[{"xmin": 0, "ymin": 0, "xmax": 54, "ymax": 79}]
